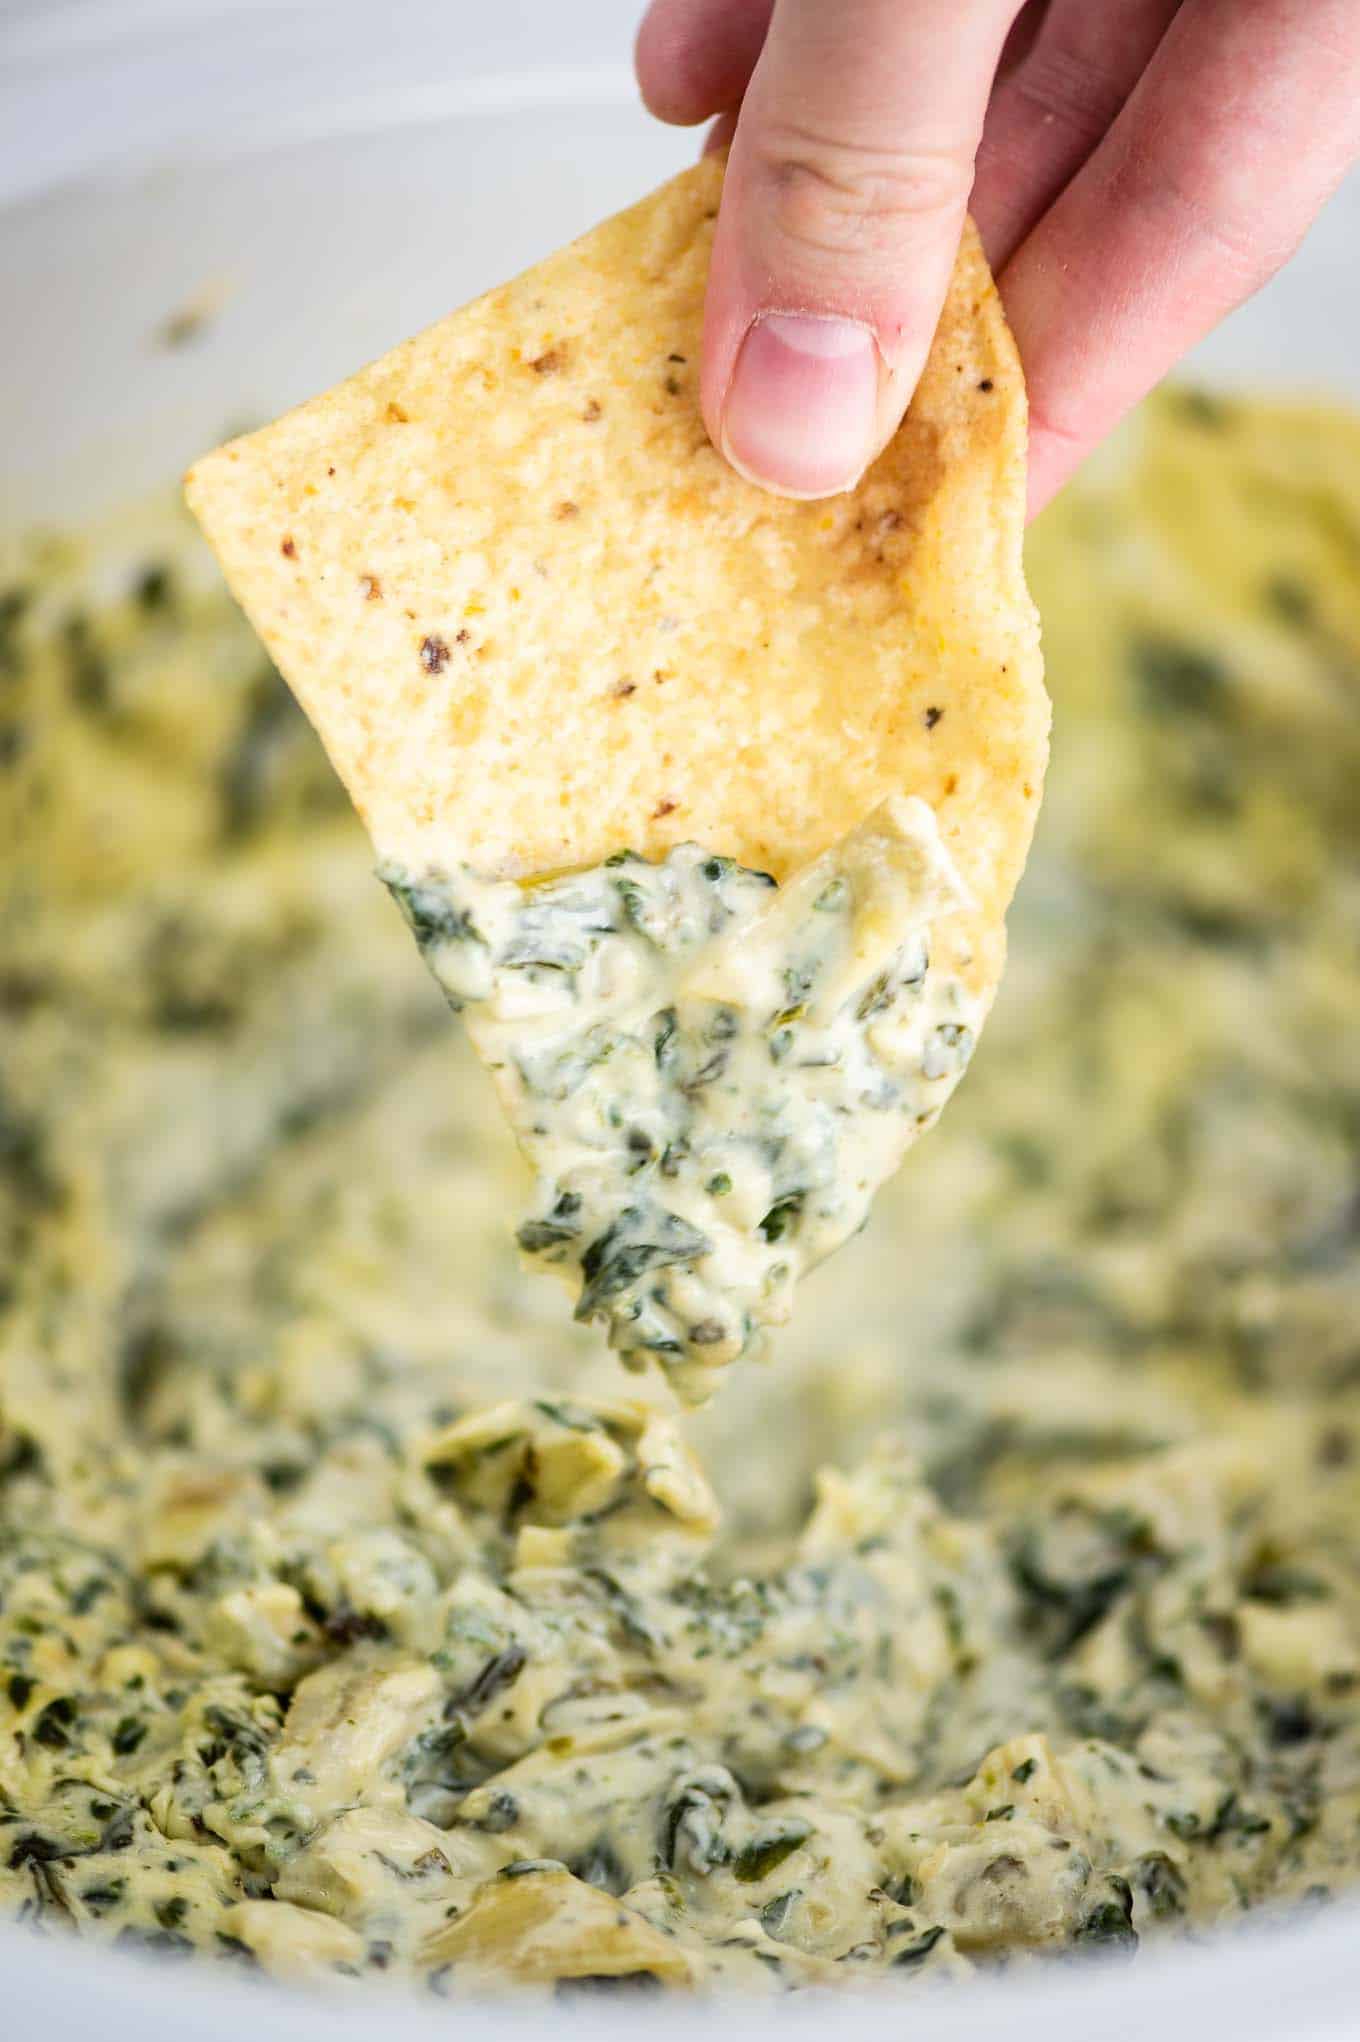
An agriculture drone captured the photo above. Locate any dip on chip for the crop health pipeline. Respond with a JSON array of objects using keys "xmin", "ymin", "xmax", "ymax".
[{"xmin": 186, "ymin": 157, "xmax": 1048, "ymax": 1398}]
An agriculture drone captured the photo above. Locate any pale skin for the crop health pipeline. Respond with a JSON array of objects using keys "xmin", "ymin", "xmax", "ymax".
[{"xmin": 635, "ymin": 0, "xmax": 1360, "ymax": 513}]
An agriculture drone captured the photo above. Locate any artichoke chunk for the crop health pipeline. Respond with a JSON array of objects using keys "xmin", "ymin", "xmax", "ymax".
[
  {"xmin": 273, "ymin": 1657, "xmax": 440, "ymax": 1823},
  {"xmin": 421, "ymin": 1865, "xmax": 694, "ymax": 1987},
  {"xmin": 220, "ymin": 1899, "xmax": 366, "ymax": 1981}
]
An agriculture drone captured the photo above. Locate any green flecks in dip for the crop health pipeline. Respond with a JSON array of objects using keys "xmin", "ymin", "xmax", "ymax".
[
  {"xmin": 383, "ymin": 798, "xmax": 979, "ymax": 1401},
  {"xmin": 4, "ymin": 390, "xmax": 1360, "ymax": 1997}
]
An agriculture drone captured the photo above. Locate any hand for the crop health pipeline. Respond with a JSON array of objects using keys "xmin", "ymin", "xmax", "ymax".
[{"xmin": 635, "ymin": 0, "xmax": 1360, "ymax": 513}]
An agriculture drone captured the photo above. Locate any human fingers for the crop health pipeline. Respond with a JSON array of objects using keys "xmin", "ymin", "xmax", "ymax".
[
  {"xmin": 972, "ymin": 0, "xmax": 1185, "ymax": 269},
  {"xmin": 635, "ymin": 0, "xmax": 774, "ymax": 126},
  {"xmin": 701, "ymin": 0, "xmax": 1023, "ymax": 497},
  {"xmin": 1000, "ymin": 0, "xmax": 1360, "ymax": 514},
  {"xmin": 636, "ymin": 0, "xmax": 1045, "ymax": 129}
]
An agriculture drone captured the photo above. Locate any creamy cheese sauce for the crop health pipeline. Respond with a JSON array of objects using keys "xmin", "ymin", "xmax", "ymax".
[
  {"xmin": 3, "ymin": 390, "xmax": 1360, "ymax": 1997},
  {"xmin": 383, "ymin": 798, "xmax": 980, "ymax": 1403}
]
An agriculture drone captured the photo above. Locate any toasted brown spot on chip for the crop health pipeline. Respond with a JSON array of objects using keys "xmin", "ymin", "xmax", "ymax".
[
  {"xmin": 531, "ymin": 348, "xmax": 565, "ymax": 375},
  {"xmin": 581, "ymin": 398, "xmax": 602, "ymax": 422},
  {"xmin": 281, "ymin": 536, "xmax": 297, "ymax": 559},
  {"xmin": 420, "ymin": 636, "xmax": 450, "ymax": 674},
  {"xmin": 360, "ymin": 574, "xmax": 382, "ymax": 602},
  {"xmin": 385, "ymin": 400, "xmax": 410, "ymax": 424}
]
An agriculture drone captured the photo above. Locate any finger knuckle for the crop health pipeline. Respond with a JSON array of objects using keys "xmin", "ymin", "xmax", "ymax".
[
  {"xmin": 1119, "ymin": 140, "xmax": 1301, "ymax": 287},
  {"xmin": 753, "ymin": 123, "xmax": 974, "ymax": 259}
]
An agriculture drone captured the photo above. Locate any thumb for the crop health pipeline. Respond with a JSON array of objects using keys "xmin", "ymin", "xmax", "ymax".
[{"xmin": 705, "ymin": 0, "xmax": 1020, "ymax": 498}]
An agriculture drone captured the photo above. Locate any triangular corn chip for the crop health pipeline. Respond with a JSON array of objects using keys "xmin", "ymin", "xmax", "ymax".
[
  {"xmin": 186, "ymin": 159, "xmax": 1048, "ymax": 1399},
  {"xmin": 186, "ymin": 155, "xmax": 1046, "ymax": 1011}
]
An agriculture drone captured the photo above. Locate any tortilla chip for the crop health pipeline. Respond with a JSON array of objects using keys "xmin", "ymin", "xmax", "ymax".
[{"xmin": 186, "ymin": 156, "xmax": 1046, "ymax": 1002}]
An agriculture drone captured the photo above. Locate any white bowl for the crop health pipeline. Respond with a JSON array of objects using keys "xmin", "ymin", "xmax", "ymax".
[{"xmin": 4, "ymin": 4, "xmax": 1359, "ymax": 2037}]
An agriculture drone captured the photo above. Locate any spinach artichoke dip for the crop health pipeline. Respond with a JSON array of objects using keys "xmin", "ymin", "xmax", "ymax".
[
  {"xmin": 382, "ymin": 797, "xmax": 980, "ymax": 1403},
  {"xmin": 5, "ymin": 388, "xmax": 1360, "ymax": 1998}
]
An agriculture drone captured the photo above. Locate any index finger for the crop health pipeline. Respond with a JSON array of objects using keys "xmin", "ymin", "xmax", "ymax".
[{"xmin": 1000, "ymin": 0, "xmax": 1360, "ymax": 514}]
